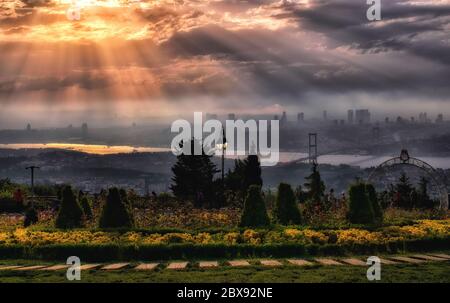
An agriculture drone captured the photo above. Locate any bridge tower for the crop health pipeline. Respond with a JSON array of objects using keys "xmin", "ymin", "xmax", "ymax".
[{"xmin": 308, "ymin": 133, "xmax": 318, "ymax": 164}]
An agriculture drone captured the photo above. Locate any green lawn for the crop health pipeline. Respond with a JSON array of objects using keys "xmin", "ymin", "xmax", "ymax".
[{"xmin": 0, "ymin": 260, "xmax": 448, "ymax": 283}]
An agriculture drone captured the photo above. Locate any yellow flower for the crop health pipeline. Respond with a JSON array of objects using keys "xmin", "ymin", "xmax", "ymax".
[
  {"xmin": 243, "ymin": 229, "xmax": 261, "ymax": 245},
  {"xmin": 223, "ymin": 232, "xmax": 240, "ymax": 245}
]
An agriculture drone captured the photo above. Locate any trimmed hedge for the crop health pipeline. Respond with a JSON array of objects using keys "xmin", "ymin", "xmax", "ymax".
[{"xmin": 0, "ymin": 236, "xmax": 448, "ymax": 261}]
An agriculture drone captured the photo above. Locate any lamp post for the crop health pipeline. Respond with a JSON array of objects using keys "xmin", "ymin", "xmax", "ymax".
[
  {"xmin": 221, "ymin": 128, "xmax": 227, "ymax": 184},
  {"xmin": 25, "ymin": 166, "xmax": 40, "ymax": 197}
]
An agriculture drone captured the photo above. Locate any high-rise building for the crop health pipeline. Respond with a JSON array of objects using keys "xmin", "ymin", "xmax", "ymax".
[
  {"xmin": 81, "ymin": 122, "xmax": 88, "ymax": 138},
  {"xmin": 297, "ymin": 112, "xmax": 304, "ymax": 123},
  {"xmin": 227, "ymin": 113, "xmax": 236, "ymax": 121},
  {"xmin": 280, "ymin": 111, "xmax": 287, "ymax": 127},
  {"xmin": 436, "ymin": 113, "xmax": 444, "ymax": 124},
  {"xmin": 347, "ymin": 110, "xmax": 354, "ymax": 124},
  {"xmin": 323, "ymin": 110, "xmax": 327, "ymax": 120},
  {"xmin": 355, "ymin": 109, "xmax": 371, "ymax": 124}
]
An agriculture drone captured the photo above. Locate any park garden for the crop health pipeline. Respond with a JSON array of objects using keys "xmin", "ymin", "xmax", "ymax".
[{"xmin": 0, "ymin": 145, "xmax": 448, "ymax": 264}]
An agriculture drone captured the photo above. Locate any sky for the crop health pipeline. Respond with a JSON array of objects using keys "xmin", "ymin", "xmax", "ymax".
[{"xmin": 0, "ymin": 0, "xmax": 449, "ymax": 127}]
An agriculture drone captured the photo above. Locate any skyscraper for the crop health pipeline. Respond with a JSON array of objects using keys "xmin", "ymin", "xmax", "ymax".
[
  {"xmin": 355, "ymin": 109, "xmax": 370, "ymax": 124},
  {"xmin": 347, "ymin": 110, "xmax": 354, "ymax": 124},
  {"xmin": 280, "ymin": 111, "xmax": 287, "ymax": 127}
]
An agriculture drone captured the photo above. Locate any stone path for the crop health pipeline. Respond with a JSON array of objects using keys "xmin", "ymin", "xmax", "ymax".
[
  {"xmin": 388, "ymin": 256, "xmax": 425, "ymax": 264},
  {"xmin": 79, "ymin": 264, "xmax": 102, "ymax": 270},
  {"xmin": 102, "ymin": 263, "xmax": 130, "ymax": 270},
  {"xmin": 259, "ymin": 260, "xmax": 283, "ymax": 267},
  {"xmin": 199, "ymin": 261, "xmax": 219, "ymax": 268},
  {"xmin": 287, "ymin": 259, "xmax": 314, "ymax": 266},
  {"xmin": 315, "ymin": 258, "xmax": 344, "ymax": 266},
  {"xmin": 340, "ymin": 258, "xmax": 367, "ymax": 266},
  {"xmin": 428, "ymin": 253, "xmax": 450, "ymax": 260},
  {"xmin": 135, "ymin": 263, "xmax": 158, "ymax": 271},
  {"xmin": 228, "ymin": 260, "xmax": 251, "ymax": 267},
  {"xmin": 167, "ymin": 262, "xmax": 188, "ymax": 270},
  {"xmin": 0, "ymin": 253, "xmax": 447, "ymax": 273}
]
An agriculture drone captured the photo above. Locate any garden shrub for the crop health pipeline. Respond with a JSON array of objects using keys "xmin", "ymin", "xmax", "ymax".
[
  {"xmin": 366, "ymin": 184, "xmax": 383, "ymax": 224},
  {"xmin": 273, "ymin": 183, "xmax": 302, "ymax": 225},
  {"xmin": 55, "ymin": 186, "xmax": 83, "ymax": 229},
  {"xmin": 24, "ymin": 206, "xmax": 38, "ymax": 227},
  {"xmin": 347, "ymin": 183, "xmax": 375, "ymax": 224},
  {"xmin": 239, "ymin": 185, "xmax": 270, "ymax": 228},
  {"xmin": 99, "ymin": 188, "xmax": 133, "ymax": 228}
]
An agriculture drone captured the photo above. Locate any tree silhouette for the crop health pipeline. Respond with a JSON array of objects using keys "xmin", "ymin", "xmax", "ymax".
[
  {"xmin": 239, "ymin": 185, "xmax": 270, "ymax": 227},
  {"xmin": 99, "ymin": 188, "xmax": 133, "ymax": 228},
  {"xmin": 273, "ymin": 183, "xmax": 302, "ymax": 225},
  {"xmin": 243, "ymin": 155, "xmax": 262, "ymax": 193},
  {"xmin": 55, "ymin": 186, "xmax": 83, "ymax": 229},
  {"xmin": 170, "ymin": 139, "xmax": 219, "ymax": 208},
  {"xmin": 304, "ymin": 163, "xmax": 325, "ymax": 204},
  {"xmin": 394, "ymin": 173, "xmax": 415, "ymax": 208},
  {"xmin": 347, "ymin": 182, "xmax": 375, "ymax": 224}
]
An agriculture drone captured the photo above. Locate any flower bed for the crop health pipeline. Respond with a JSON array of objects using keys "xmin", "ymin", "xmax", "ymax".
[{"xmin": 0, "ymin": 219, "xmax": 448, "ymax": 248}]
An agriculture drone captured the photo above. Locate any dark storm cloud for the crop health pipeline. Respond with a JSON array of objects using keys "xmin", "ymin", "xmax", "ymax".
[
  {"xmin": 279, "ymin": 0, "xmax": 450, "ymax": 64},
  {"xmin": 159, "ymin": 21, "xmax": 450, "ymax": 99}
]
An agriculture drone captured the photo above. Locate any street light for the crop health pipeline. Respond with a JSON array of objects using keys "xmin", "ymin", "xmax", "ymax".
[{"xmin": 25, "ymin": 166, "xmax": 40, "ymax": 197}]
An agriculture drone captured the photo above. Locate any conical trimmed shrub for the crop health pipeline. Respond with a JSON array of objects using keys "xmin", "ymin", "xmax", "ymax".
[
  {"xmin": 239, "ymin": 185, "xmax": 270, "ymax": 227},
  {"xmin": 55, "ymin": 186, "xmax": 83, "ymax": 229},
  {"xmin": 365, "ymin": 184, "xmax": 383, "ymax": 224},
  {"xmin": 347, "ymin": 183, "xmax": 375, "ymax": 224},
  {"xmin": 273, "ymin": 183, "xmax": 302, "ymax": 225},
  {"xmin": 99, "ymin": 188, "xmax": 133, "ymax": 228}
]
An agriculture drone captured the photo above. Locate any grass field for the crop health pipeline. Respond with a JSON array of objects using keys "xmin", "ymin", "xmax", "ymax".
[{"xmin": 0, "ymin": 259, "xmax": 448, "ymax": 283}]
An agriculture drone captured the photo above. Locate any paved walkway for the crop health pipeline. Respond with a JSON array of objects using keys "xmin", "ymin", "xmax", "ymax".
[{"xmin": 0, "ymin": 253, "xmax": 448, "ymax": 272}]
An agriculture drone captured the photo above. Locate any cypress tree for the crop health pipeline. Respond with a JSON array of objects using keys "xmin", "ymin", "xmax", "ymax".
[
  {"xmin": 365, "ymin": 183, "xmax": 383, "ymax": 224},
  {"xmin": 273, "ymin": 183, "xmax": 302, "ymax": 225},
  {"xmin": 55, "ymin": 186, "xmax": 83, "ymax": 229},
  {"xmin": 243, "ymin": 155, "xmax": 263, "ymax": 193},
  {"xmin": 239, "ymin": 185, "xmax": 270, "ymax": 227},
  {"xmin": 347, "ymin": 182, "xmax": 375, "ymax": 224},
  {"xmin": 99, "ymin": 188, "xmax": 133, "ymax": 228}
]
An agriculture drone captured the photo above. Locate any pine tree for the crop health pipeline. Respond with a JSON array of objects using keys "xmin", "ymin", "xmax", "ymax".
[
  {"xmin": 394, "ymin": 173, "xmax": 414, "ymax": 209},
  {"xmin": 55, "ymin": 186, "xmax": 83, "ymax": 229},
  {"xmin": 304, "ymin": 163, "xmax": 325, "ymax": 203},
  {"xmin": 99, "ymin": 188, "xmax": 133, "ymax": 228},
  {"xmin": 347, "ymin": 182, "xmax": 375, "ymax": 224},
  {"xmin": 170, "ymin": 139, "xmax": 218, "ymax": 208},
  {"xmin": 239, "ymin": 185, "xmax": 270, "ymax": 227},
  {"xmin": 273, "ymin": 183, "xmax": 302, "ymax": 225}
]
